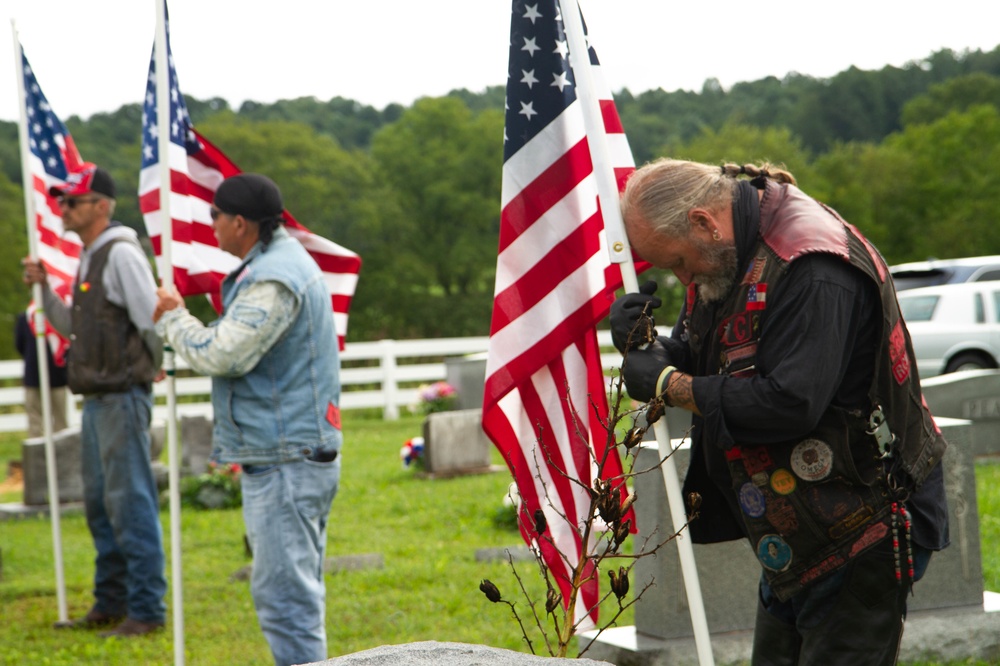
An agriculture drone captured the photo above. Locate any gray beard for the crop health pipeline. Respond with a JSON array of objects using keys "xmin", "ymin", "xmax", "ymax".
[{"xmin": 693, "ymin": 238, "xmax": 739, "ymax": 303}]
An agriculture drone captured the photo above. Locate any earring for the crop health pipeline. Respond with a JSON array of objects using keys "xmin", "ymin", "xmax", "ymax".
[{"xmin": 712, "ymin": 229, "xmax": 721, "ymax": 241}]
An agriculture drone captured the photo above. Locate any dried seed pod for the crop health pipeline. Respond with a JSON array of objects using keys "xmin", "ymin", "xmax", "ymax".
[
  {"xmin": 621, "ymin": 426, "xmax": 643, "ymax": 450},
  {"xmin": 620, "ymin": 492, "xmax": 636, "ymax": 514},
  {"xmin": 533, "ymin": 508, "xmax": 547, "ymax": 534},
  {"xmin": 645, "ymin": 397, "xmax": 665, "ymax": 424},
  {"xmin": 479, "ymin": 579, "xmax": 502, "ymax": 603},
  {"xmin": 545, "ymin": 587, "xmax": 562, "ymax": 614},
  {"xmin": 613, "ymin": 566, "xmax": 630, "ymax": 599},
  {"xmin": 688, "ymin": 492, "xmax": 703, "ymax": 512},
  {"xmin": 614, "ymin": 518, "xmax": 631, "ymax": 548}
]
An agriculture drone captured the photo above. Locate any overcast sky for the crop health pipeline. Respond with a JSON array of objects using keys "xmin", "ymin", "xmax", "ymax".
[{"xmin": 3, "ymin": 0, "xmax": 998, "ymax": 123}]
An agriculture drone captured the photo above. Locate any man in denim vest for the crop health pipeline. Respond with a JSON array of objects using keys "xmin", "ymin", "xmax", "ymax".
[
  {"xmin": 154, "ymin": 173, "xmax": 342, "ymax": 666},
  {"xmin": 23, "ymin": 163, "xmax": 167, "ymax": 637}
]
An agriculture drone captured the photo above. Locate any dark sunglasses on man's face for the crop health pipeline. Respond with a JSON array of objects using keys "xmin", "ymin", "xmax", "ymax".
[
  {"xmin": 58, "ymin": 196, "xmax": 101, "ymax": 209},
  {"xmin": 209, "ymin": 207, "xmax": 228, "ymax": 221}
]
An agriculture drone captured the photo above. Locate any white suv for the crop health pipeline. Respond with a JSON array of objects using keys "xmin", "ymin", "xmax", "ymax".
[
  {"xmin": 890, "ymin": 255, "xmax": 1000, "ymax": 291},
  {"xmin": 898, "ymin": 281, "xmax": 1000, "ymax": 378}
]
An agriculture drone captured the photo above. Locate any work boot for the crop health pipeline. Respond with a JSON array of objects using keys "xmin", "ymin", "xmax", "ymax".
[
  {"xmin": 54, "ymin": 607, "xmax": 125, "ymax": 630},
  {"xmin": 98, "ymin": 617, "xmax": 165, "ymax": 638}
]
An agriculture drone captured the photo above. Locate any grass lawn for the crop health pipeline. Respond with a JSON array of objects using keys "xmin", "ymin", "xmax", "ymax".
[{"xmin": 1, "ymin": 416, "xmax": 998, "ymax": 665}]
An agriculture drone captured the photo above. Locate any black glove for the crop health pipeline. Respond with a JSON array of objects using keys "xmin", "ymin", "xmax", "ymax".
[
  {"xmin": 622, "ymin": 338, "xmax": 675, "ymax": 403},
  {"xmin": 609, "ymin": 280, "xmax": 662, "ymax": 353}
]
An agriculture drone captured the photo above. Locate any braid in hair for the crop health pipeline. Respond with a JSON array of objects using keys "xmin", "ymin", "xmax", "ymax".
[
  {"xmin": 720, "ymin": 162, "xmax": 797, "ymax": 186},
  {"xmin": 256, "ymin": 216, "xmax": 284, "ymax": 249}
]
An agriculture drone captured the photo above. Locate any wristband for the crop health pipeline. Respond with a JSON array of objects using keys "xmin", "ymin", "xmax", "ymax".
[{"xmin": 655, "ymin": 365, "xmax": 677, "ymax": 402}]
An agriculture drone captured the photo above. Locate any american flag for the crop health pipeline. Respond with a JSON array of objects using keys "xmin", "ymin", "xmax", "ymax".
[
  {"xmin": 483, "ymin": 0, "xmax": 636, "ymax": 629},
  {"xmin": 137, "ymin": 16, "xmax": 361, "ymax": 349},
  {"xmin": 19, "ymin": 44, "xmax": 77, "ymax": 363}
]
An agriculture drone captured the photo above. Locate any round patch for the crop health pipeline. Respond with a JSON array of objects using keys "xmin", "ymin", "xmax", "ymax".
[
  {"xmin": 739, "ymin": 482, "xmax": 766, "ymax": 518},
  {"xmin": 751, "ymin": 472, "xmax": 770, "ymax": 487},
  {"xmin": 770, "ymin": 468, "xmax": 797, "ymax": 495},
  {"xmin": 790, "ymin": 439, "xmax": 833, "ymax": 482},
  {"xmin": 757, "ymin": 535, "xmax": 793, "ymax": 572}
]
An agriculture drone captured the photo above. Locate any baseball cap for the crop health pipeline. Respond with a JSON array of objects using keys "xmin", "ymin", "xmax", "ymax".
[
  {"xmin": 49, "ymin": 163, "xmax": 116, "ymax": 199},
  {"xmin": 213, "ymin": 173, "xmax": 284, "ymax": 221}
]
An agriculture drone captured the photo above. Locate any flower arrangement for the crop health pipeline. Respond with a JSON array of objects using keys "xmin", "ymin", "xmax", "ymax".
[
  {"xmin": 180, "ymin": 461, "xmax": 243, "ymax": 509},
  {"xmin": 400, "ymin": 436, "xmax": 425, "ymax": 469},
  {"xmin": 416, "ymin": 381, "xmax": 457, "ymax": 415}
]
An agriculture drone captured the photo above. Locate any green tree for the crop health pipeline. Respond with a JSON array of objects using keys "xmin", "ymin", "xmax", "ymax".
[
  {"xmin": 369, "ymin": 97, "xmax": 504, "ymax": 338},
  {"xmin": 0, "ymin": 170, "xmax": 31, "ymax": 357},
  {"xmin": 901, "ymin": 73, "xmax": 1000, "ymax": 126}
]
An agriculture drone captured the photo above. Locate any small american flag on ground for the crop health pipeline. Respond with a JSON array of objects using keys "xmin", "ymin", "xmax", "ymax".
[
  {"xmin": 137, "ymin": 14, "xmax": 361, "ymax": 349},
  {"xmin": 483, "ymin": 0, "xmax": 636, "ymax": 629},
  {"xmin": 18, "ymin": 44, "xmax": 77, "ymax": 363}
]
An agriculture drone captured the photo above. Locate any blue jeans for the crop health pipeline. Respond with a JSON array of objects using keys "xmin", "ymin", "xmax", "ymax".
[
  {"xmin": 242, "ymin": 457, "xmax": 341, "ymax": 666},
  {"xmin": 80, "ymin": 386, "xmax": 167, "ymax": 623}
]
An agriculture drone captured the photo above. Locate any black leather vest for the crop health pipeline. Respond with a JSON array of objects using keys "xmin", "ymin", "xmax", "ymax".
[{"xmin": 67, "ymin": 238, "xmax": 158, "ymax": 395}]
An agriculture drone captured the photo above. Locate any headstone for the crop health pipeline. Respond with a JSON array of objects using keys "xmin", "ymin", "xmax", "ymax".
[
  {"xmin": 311, "ymin": 641, "xmax": 614, "ymax": 666},
  {"xmin": 22, "ymin": 420, "xmax": 168, "ymax": 506},
  {"xmin": 922, "ymin": 369, "xmax": 1000, "ymax": 457},
  {"xmin": 444, "ymin": 354, "xmax": 487, "ymax": 411},
  {"xmin": 180, "ymin": 414, "xmax": 214, "ymax": 475},
  {"xmin": 629, "ymin": 417, "xmax": 982, "ymax": 641},
  {"xmin": 422, "ymin": 408, "xmax": 493, "ymax": 476}
]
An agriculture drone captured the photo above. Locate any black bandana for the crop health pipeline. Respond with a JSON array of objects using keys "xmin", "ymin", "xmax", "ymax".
[{"xmin": 732, "ymin": 179, "xmax": 762, "ymax": 276}]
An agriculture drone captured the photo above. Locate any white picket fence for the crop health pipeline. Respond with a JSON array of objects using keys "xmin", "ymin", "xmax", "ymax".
[{"xmin": 0, "ymin": 332, "xmax": 620, "ymax": 433}]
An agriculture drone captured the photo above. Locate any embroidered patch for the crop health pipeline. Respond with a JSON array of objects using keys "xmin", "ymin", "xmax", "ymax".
[
  {"xmin": 746, "ymin": 283, "xmax": 767, "ymax": 311},
  {"xmin": 757, "ymin": 535, "xmax": 793, "ymax": 572},
  {"xmin": 742, "ymin": 255, "xmax": 767, "ymax": 285},
  {"xmin": 739, "ymin": 482, "xmax": 767, "ymax": 518},
  {"xmin": 799, "ymin": 553, "xmax": 846, "ymax": 587},
  {"xmin": 718, "ymin": 311, "xmax": 758, "ymax": 347},
  {"xmin": 326, "ymin": 402, "xmax": 341, "ymax": 429},
  {"xmin": 807, "ymin": 483, "xmax": 863, "ymax": 525},
  {"xmin": 888, "ymin": 320, "xmax": 911, "ymax": 385},
  {"xmin": 742, "ymin": 446, "xmax": 774, "ymax": 477},
  {"xmin": 829, "ymin": 505, "xmax": 875, "ymax": 540},
  {"xmin": 790, "ymin": 439, "xmax": 833, "ymax": 482},
  {"xmin": 235, "ymin": 265, "xmax": 253, "ymax": 286},
  {"xmin": 849, "ymin": 520, "xmax": 889, "ymax": 557},
  {"xmin": 770, "ymin": 468, "xmax": 797, "ymax": 495},
  {"xmin": 765, "ymin": 496, "xmax": 799, "ymax": 535}
]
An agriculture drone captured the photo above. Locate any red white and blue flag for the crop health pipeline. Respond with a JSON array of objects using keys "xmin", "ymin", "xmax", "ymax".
[
  {"xmin": 137, "ymin": 14, "xmax": 361, "ymax": 349},
  {"xmin": 19, "ymin": 44, "xmax": 77, "ymax": 364},
  {"xmin": 483, "ymin": 0, "xmax": 636, "ymax": 629}
]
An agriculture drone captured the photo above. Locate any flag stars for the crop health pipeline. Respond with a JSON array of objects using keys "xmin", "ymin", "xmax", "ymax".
[
  {"xmin": 554, "ymin": 39, "xmax": 569, "ymax": 59},
  {"xmin": 523, "ymin": 4, "xmax": 542, "ymax": 23},
  {"xmin": 521, "ymin": 36, "xmax": 540, "ymax": 56},
  {"xmin": 519, "ymin": 100, "xmax": 538, "ymax": 121},
  {"xmin": 551, "ymin": 71, "xmax": 571, "ymax": 92},
  {"xmin": 521, "ymin": 69, "xmax": 539, "ymax": 89}
]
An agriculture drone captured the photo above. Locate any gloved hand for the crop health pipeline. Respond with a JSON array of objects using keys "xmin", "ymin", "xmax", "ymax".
[
  {"xmin": 622, "ymin": 337, "xmax": 676, "ymax": 403},
  {"xmin": 610, "ymin": 280, "xmax": 662, "ymax": 353}
]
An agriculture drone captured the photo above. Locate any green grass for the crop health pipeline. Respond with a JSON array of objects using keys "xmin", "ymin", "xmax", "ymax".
[{"xmin": 1, "ymin": 422, "xmax": 998, "ymax": 665}]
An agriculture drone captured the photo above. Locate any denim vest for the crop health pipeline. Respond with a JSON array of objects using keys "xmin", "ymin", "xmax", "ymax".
[{"xmin": 211, "ymin": 231, "xmax": 342, "ymax": 464}]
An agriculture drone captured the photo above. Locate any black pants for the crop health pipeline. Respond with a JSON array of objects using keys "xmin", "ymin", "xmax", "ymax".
[{"xmin": 750, "ymin": 542, "xmax": 931, "ymax": 666}]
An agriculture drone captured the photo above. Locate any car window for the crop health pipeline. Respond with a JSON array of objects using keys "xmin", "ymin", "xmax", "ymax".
[
  {"xmin": 975, "ymin": 293, "xmax": 986, "ymax": 323},
  {"xmin": 899, "ymin": 295, "xmax": 939, "ymax": 322},
  {"xmin": 976, "ymin": 269, "xmax": 1000, "ymax": 282},
  {"xmin": 994, "ymin": 291, "xmax": 1000, "ymax": 323}
]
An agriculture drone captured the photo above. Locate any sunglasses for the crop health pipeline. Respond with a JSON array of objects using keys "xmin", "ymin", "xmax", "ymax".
[
  {"xmin": 59, "ymin": 196, "xmax": 101, "ymax": 209},
  {"xmin": 209, "ymin": 207, "xmax": 231, "ymax": 221}
]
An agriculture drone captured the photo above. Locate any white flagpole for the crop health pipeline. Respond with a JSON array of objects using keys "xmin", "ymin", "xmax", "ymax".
[
  {"xmin": 12, "ymin": 21, "xmax": 68, "ymax": 625},
  {"xmin": 559, "ymin": 3, "xmax": 715, "ymax": 664},
  {"xmin": 154, "ymin": 1, "xmax": 184, "ymax": 663}
]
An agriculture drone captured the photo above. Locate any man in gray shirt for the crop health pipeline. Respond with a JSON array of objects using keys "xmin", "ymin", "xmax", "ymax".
[{"xmin": 23, "ymin": 163, "xmax": 166, "ymax": 637}]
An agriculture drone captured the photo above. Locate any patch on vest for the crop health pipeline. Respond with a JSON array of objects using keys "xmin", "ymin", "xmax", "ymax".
[
  {"xmin": 326, "ymin": 402, "xmax": 341, "ymax": 429},
  {"xmin": 718, "ymin": 311, "xmax": 759, "ymax": 347},
  {"xmin": 790, "ymin": 439, "xmax": 833, "ymax": 482},
  {"xmin": 746, "ymin": 283, "xmax": 767, "ymax": 311},
  {"xmin": 757, "ymin": 535, "xmax": 793, "ymax": 572},
  {"xmin": 742, "ymin": 255, "xmax": 768, "ymax": 285},
  {"xmin": 739, "ymin": 482, "xmax": 767, "ymax": 518},
  {"xmin": 888, "ymin": 320, "xmax": 911, "ymax": 384},
  {"xmin": 799, "ymin": 553, "xmax": 846, "ymax": 587}
]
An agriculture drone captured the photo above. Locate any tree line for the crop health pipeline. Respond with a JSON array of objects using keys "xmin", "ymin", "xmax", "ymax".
[{"xmin": 0, "ymin": 44, "xmax": 998, "ymax": 356}]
